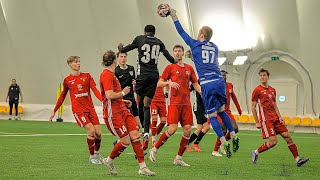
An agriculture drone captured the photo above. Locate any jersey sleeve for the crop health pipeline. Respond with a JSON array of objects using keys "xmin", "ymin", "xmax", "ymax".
[
  {"xmin": 53, "ymin": 80, "xmax": 69, "ymax": 112},
  {"xmin": 190, "ymin": 67, "xmax": 198, "ymax": 83},
  {"xmin": 174, "ymin": 20, "xmax": 197, "ymax": 48},
  {"xmin": 120, "ymin": 36, "xmax": 139, "ymax": 53},
  {"xmin": 251, "ymin": 88, "xmax": 259, "ymax": 102},
  {"xmin": 159, "ymin": 40, "xmax": 175, "ymax": 64},
  {"xmin": 230, "ymin": 84, "xmax": 242, "ymax": 114},
  {"xmin": 89, "ymin": 74, "xmax": 102, "ymax": 101},
  {"xmin": 101, "ymin": 74, "xmax": 114, "ymax": 91},
  {"xmin": 161, "ymin": 65, "xmax": 171, "ymax": 81}
]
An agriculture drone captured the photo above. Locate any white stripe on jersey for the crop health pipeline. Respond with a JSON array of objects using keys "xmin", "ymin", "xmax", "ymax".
[
  {"xmin": 258, "ymin": 99, "xmax": 269, "ymax": 138},
  {"xmin": 107, "ymin": 99, "xmax": 119, "ymax": 138}
]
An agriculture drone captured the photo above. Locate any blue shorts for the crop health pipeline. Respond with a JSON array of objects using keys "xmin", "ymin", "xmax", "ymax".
[{"xmin": 201, "ymin": 79, "xmax": 226, "ymax": 114}]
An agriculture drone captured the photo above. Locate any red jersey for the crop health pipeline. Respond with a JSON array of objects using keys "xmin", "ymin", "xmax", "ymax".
[
  {"xmin": 152, "ymin": 87, "xmax": 166, "ymax": 103},
  {"xmin": 252, "ymin": 85, "xmax": 279, "ymax": 121},
  {"xmin": 54, "ymin": 72, "xmax": 102, "ymax": 113},
  {"xmin": 225, "ymin": 82, "xmax": 242, "ymax": 114},
  {"xmin": 161, "ymin": 63, "xmax": 197, "ymax": 105},
  {"xmin": 100, "ymin": 68, "xmax": 127, "ymax": 119}
]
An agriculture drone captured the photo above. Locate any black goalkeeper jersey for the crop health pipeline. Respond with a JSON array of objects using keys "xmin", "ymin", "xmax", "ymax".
[
  {"xmin": 115, "ymin": 65, "xmax": 135, "ymax": 99},
  {"xmin": 120, "ymin": 35, "xmax": 175, "ymax": 75}
]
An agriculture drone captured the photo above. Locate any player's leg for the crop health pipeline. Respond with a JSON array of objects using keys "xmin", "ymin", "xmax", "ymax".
[
  {"xmin": 150, "ymin": 105, "xmax": 179, "ymax": 163},
  {"xmin": 123, "ymin": 113, "xmax": 155, "ymax": 176},
  {"xmin": 278, "ymin": 126, "xmax": 309, "ymax": 166},
  {"xmin": 8, "ymin": 100, "xmax": 13, "ymax": 120},
  {"xmin": 88, "ymin": 111, "xmax": 103, "ymax": 161},
  {"xmin": 194, "ymin": 121, "xmax": 210, "ymax": 145},
  {"xmin": 213, "ymin": 118, "xmax": 227, "ymax": 156},
  {"xmin": 14, "ymin": 101, "xmax": 19, "ymax": 120},
  {"xmin": 174, "ymin": 105, "xmax": 193, "ymax": 166},
  {"xmin": 138, "ymin": 96, "xmax": 144, "ymax": 128},
  {"xmin": 83, "ymin": 123, "xmax": 101, "ymax": 164},
  {"xmin": 131, "ymin": 98, "xmax": 141, "ymax": 129},
  {"xmin": 174, "ymin": 124, "xmax": 191, "ymax": 166},
  {"xmin": 188, "ymin": 124, "xmax": 202, "ymax": 150},
  {"xmin": 251, "ymin": 121, "xmax": 278, "ymax": 164},
  {"xmin": 192, "ymin": 112, "xmax": 210, "ymax": 152},
  {"xmin": 150, "ymin": 103, "xmax": 159, "ymax": 146},
  {"xmin": 156, "ymin": 102, "xmax": 167, "ymax": 135}
]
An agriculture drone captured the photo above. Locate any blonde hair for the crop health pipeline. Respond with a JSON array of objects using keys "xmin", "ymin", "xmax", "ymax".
[
  {"xmin": 67, "ymin": 56, "xmax": 80, "ymax": 64},
  {"xmin": 200, "ymin": 26, "xmax": 213, "ymax": 41}
]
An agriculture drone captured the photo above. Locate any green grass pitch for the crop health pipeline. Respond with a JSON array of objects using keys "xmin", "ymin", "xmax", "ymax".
[{"xmin": 0, "ymin": 120, "xmax": 319, "ymax": 179}]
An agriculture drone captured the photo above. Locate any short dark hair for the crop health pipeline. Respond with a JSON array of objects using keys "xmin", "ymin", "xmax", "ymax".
[
  {"xmin": 144, "ymin": 25, "xmax": 156, "ymax": 36},
  {"xmin": 220, "ymin": 70, "xmax": 228, "ymax": 74},
  {"xmin": 102, "ymin": 50, "xmax": 116, "ymax": 67},
  {"xmin": 116, "ymin": 52, "xmax": 127, "ymax": 58},
  {"xmin": 200, "ymin": 26, "xmax": 213, "ymax": 41},
  {"xmin": 259, "ymin": 68, "xmax": 270, "ymax": 76},
  {"xmin": 173, "ymin": 44, "xmax": 184, "ymax": 51}
]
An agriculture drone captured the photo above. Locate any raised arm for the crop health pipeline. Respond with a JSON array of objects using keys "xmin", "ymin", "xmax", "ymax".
[
  {"xmin": 118, "ymin": 36, "xmax": 139, "ymax": 53},
  {"xmin": 169, "ymin": 9, "xmax": 196, "ymax": 47},
  {"xmin": 160, "ymin": 42, "xmax": 175, "ymax": 64}
]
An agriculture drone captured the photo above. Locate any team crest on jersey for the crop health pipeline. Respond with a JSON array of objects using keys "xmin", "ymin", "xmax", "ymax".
[
  {"xmin": 129, "ymin": 71, "xmax": 134, "ymax": 76},
  {"xmin": 186, "ymin": 71, "xmax": 190, "ymax": 76},
  {"xmin": 68, "ymin": 79, "xmax": 76, "ymax": 84},
  {"xmin": 80, "ymin": 77, "xmax": 87, "ymax": 82},
  {"xmin": 176, "ymin": 71, "xmax": 179, "ymax": 74},
  {"xmin": 229, "ymin": 89, "xmax": 232, "ymax": 93},
  {"xmin": 268, "ymin": 94, "xmax": 273, "ymax": 99},
  {"xmin": 77, "ymin": 84, "xmax": 83, "ymax": 91}
]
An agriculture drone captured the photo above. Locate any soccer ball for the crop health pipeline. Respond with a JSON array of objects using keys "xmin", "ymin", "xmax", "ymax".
[{"xmin": 157, "ymin": 4, "xmax": 171, "ymax": 17}]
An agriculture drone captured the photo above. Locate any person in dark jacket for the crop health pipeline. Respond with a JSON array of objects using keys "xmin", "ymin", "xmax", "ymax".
[{"xmin": 6, "ymin": 79, "xmax": 23, "ymax": 120}]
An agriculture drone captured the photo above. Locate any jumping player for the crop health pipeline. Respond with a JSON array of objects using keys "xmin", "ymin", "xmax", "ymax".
[
  {"xmin": 149, "ymin": 44, "xmax": 201, "ymax": 166},
  {"xmin": 167, "ymin": 9, "xmax": 239, "ymax": 158},
  {"xmin": 49, "ymin": 56, "xmax": 103, "ymax": 164},
  {"xmin": 100, "ymin": 50, "xmax": 155, "ymax": 176},
  {"xmin": 118, "ymin": 25, "xmax": 175, "ymax": 146},
  {"xmin": 251, "ymin": 68, "xmax": 309, "ymax": 166}
]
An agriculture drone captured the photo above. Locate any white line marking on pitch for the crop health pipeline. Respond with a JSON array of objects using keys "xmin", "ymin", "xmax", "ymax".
[{"xmin": 0, "ymin": 132, "xmax": 319, "ymax": 139}]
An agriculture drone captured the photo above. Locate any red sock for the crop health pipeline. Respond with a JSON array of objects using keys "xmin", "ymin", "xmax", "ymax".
[
  {"xmin": 94, "ymin": 138, "xmax": 101, "ymax": 152},
  {"xmin": 109, "ymin": 142, "xmax": 128, "ymax": 159},
  {"xmin": 151, "ymin": 120, "xmax": 157, "ymax": 136},
  {"xmin": 87, "ymin": 136, "xmax": 95, "ymax": 156},
  {"xmin": 257, "ymin": 142, "xmax": 271, "ymax": 153},
  {"xmin": 177, "ymin": 135, "xmax": 190, "ymax": 156},
  {"xmin": 156, "ymin": 122, "xmax": 166, "ymax": 135},
  {"xmin": 214, "ymin": 137, "xmax": 221, "ymax": 151},
  {"xmin": 225, "ymin": 132, "xmax": 231, "ymax": 141},
  {"xmin": 288, "ymin": 143, "xmax": 299, "ymax": 159},
  {"xmin": 131, "ymin": 138, "xmax": 145, "ymax": 163},
  {"xmin": 155, "ymin": 130, "xmax": 171, "ymax": 149}
]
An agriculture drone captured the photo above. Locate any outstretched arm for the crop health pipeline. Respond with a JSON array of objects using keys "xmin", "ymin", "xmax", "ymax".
[
  {"xmin": 118, "ymin": 37, "xmax": 139, "ymax": 53},
  {"xmin": 50, "ymin": 83, "xmax": 68, "ymax": 122},
  {"xmin": 170, "ymin": 9, "xmax": 196, "ymax": 47},
  {"xmin": 160, "ymin": 42, "xmax": 176, "ymax": 63}
]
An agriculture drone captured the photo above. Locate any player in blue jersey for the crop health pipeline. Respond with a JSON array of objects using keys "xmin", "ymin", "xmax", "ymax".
[{"xmin": 166, "ymin": 9, "xmax": 239, "ymax": 158}]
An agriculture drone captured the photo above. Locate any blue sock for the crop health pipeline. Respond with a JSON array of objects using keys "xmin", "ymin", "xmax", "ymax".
[
  {"xmin": 218, "ymin": 111, "xmax": 234, "ymax": 133},
  {"xmin": 210, "ymin": 116, "xmax": 224, "ymax": 138}
]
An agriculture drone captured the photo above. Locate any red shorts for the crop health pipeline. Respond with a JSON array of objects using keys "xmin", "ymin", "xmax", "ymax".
[
  {"xmin": 261, "ymin": 119, "xmax": 288, "ymax": 139},
  {"xmin": 150, "ymin": 101, "xmax": 167, "ymax": 118},
  {"xmin": 73, "ymin": 111, "xmax": 100, "ymax": 128},
  {"xmin": 167, "ymin": 105, "xmax": 193, "ymax": 127},
  {"xmin": 217, "ymin": 111, "xmax": 235, "ymax": 123},
  {"xmin": 104, "ymin": 110, "xmax": 139, "ymax": 138}
]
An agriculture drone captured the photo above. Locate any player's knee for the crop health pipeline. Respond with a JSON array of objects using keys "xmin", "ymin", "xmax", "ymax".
[
  {"xmin": 120, "ymin": 135, "xmax": 131, "ymax": 145},
  {"xmin": 168, "ymin": 125, "xmax": 177, "ymax": 135},
  {"xmin": 269, "ymin": 139, "xmax": 278, "ymax": 147}
]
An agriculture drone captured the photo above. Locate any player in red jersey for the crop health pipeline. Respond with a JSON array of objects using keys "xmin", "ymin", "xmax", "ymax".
[
  {"xmin": 251, "ymin": 68, "xmax": 309, "ymax": 166},
  {"xmin": 49, "ymin": 56, "xmax": 103, "ymax": 164},
  {"xmin": 212, "ymin": 70, "xmax": 242, "ymax": 156},
  {"xmin": 100, "ymin": 50, "xmax": 155, "ymax": 176},
  {"xmin": 149, "ymin": 86, "xmax": 167, "ymax": 147},
  {"xmin": 149, "ymin": 45, "xmax": 201, "ymax": 166}
]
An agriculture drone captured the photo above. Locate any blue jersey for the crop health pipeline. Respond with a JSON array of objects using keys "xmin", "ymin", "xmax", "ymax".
[{"xmin": 174, "ymin": 20, "xmax": 222, "ymax": 84}]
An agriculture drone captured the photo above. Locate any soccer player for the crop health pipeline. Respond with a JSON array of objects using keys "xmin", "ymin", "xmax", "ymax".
[
  {"xmin": 118, "ymin": 25, "xmax": 175, "ymax": 146},
  {"xmin": 168, "ymin": 9, "xmax": 239, "ymax": 158},
  {"xmin": 115, "ymin": 52, "xmax": 141, "ymax": 127},
  {"xmin": 100, "ymin": 50, "xmax": 155, "ymax": 176},
  {"xmin": 49, "ymin": 56, "xmax": 103, "ymax": 164},
  {"xmin": 186, "ymin": 83, "xmax": 211, "ymax": 152},
  {"xmin": 149, "ymin": 44, "xmax": 201, "ymax": 166},
  {"xmin": 149, "ymin": 85, "xmax": 167, "ymax": 147},
  {"xmin": 6, "ymin": 78, "xmax": 23, "ymax": 120},
  {"xmin": 251, "ymin": 68, "xmax": 309, "ymax": 166},
  {"xmin": 212, "ymin": 70, "xmax": 242, "ymax": 156}
]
